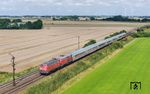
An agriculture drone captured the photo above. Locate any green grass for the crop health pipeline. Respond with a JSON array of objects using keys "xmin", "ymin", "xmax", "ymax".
[
  {"xmin": 0, "ymin": 67, "xmax": 37, "ymax": 84},
  {"xmin": 62, "ymin": 38, "xmax": 150, "ymax": 94},
  {"xmin": 144, "ymin": 28, "xmax": 150, "ymax": 32},
  {"xmin": 0, "ymin": 72, "xmax": 12, "ymax": 83}
]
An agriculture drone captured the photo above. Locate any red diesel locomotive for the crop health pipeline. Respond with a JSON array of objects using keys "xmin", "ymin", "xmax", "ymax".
[{"xmin": 40, "ymin": 54, "xmax": 72, "ymax": 74}]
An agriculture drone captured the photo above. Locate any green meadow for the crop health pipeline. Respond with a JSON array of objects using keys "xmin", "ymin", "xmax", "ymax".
[{"xmin": 62, "ymin": 38, "xmax": 150, "ymax": 94}]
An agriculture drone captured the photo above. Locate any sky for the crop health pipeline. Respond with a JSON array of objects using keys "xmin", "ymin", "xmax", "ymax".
[{"xmin": 0, "ymin": 0, "xmax": 149, "ymax": 16}]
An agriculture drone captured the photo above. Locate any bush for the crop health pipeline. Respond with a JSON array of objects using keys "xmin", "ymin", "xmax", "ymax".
[
  {"xmin": 0, "ymin": 19, "xmax": 43, "ymax": 29},
  {"xmin": 84, "ymin": 39, "xmax": 96, "ymax": 47},
  {"xmin": 32, "ymin": 19, "xmax": 43, "ymax": 29},
  {"xmin": 137, "ymin": 28, "xmax": 144, "ymax": 33},
  {"xmin": 23, "ymin": 20, "xmax": 43, "ymax": 29},
  {"xmin": 131, "ymin": 25, "xmax": 150, "ymax": 38},
  {"xmin": 0, "ymin": 19, "xmax": 11, "ymax": 29},
  {"xmin": 105, "ymin": 30, "xmax": 127, "ymax": 39},
  {"xmin": 12, "ymin": 19, "xmax": 22, "ymax": 23},
  {"xmin": 112, "ymin": 41, "xmax": 124, "ymax": 49},
  {"xmin": 131, "ymin": 32, "xmax": 150, "ymax": 38},
  {"xmin": 0, "ymin": 72, "xmax": 12, "ymax": 83}
]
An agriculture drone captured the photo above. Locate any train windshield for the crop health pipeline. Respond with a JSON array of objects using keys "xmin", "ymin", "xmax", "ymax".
[
  {"xmin": 40, "ymin": 64, "xmax": 47, "ymax": 67},
  {"xmin": 47, "ymin": 59, "xmax": 58, "ymax": 66}
]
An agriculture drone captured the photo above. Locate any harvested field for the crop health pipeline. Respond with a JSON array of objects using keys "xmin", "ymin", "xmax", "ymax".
[
  {"xmin": 44, "ymin": 21, "xmax": 150, "ymax": 28},
  {"xmin": 0, "ymin": 21, "xmax": 148, "ymax": 72}
]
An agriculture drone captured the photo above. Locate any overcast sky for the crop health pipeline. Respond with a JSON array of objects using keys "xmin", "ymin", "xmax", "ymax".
[{"xmin": 0, "ymin": 0, "xmax": 149, "ymax": 16}]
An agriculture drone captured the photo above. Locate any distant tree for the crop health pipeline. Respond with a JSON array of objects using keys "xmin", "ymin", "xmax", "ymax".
[
  {"xmin": 141, "ymin": 18, "xmax": 150, "ymax": 22},
  {"xmin": 90, "ymin": 17, "xmax": 95, "ymax": 21},
  {"xmin": 19, "ymin": 24, "xmax": 26, "ymax": 29},
  {"xmin": 70, "ymin": 16, "xmax": 79, "ymax": 21},
  {"xmin": 52, "ymin": 17, "xmax": 56, "ymax": 21},
  {"xmin": 60, "ymin": 16, "xmax": 79, "ymax": 21},
  {"xmin": 32, "ymin": 19, "xmax": 43, "ymax": 29},
  {"xmin": 113, "ymin": 15, "xmax": 127, "ymax": 21},
  {"xmin": 60, "ymin": 17, "xmax": 68, "ymax": 21},
  {"xmin": 8, "ymin": 23, "xmax": 19, "ymax": 29},
  {"xmin": 12, "ymin": 19, "xmax": 22, "ymax": 23},
  {"xmin": 137, "ymin": 28, "xmax": 144, "ymax": 33},
  {"xmin": 0, "ymin": 19, "xmax": 11, "ymax": 29},
  {"xmin": 25, "ymin": 21, "xmax": 33, "ymax": 29},
  {"xmin": 0, "ymin": 19, "xmax": 43, "ymax": 29},
  {"xmin": 84, "ymin": 39, "xmax": 96, "ymax": 47},
  {"xmin": 23, "ymin": 19, "xmax": 43, "ymax": 29},
  {"xmin": 120, "ymin": 30, "xmax": 127, "ymax": 33},
  {"xmin": 102, "ymin": 15, "xmax": 150, "ymax": 22}
]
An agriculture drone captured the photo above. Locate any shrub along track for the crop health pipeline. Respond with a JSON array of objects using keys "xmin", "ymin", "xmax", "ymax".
[{"xmin": 0, "ymin": 71, "xmax": 44, "ymax": 94}]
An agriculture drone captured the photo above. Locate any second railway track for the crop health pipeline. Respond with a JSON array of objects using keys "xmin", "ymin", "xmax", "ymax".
[{"xmin": 0, "ymin": 71, "xmax": 44, "ymax": 94}]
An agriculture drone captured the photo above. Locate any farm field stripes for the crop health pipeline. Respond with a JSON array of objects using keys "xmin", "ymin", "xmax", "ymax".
[
  {"xmin": 0, "ymin": 29, "xmax": 108, "ymax": 53},
  {"xmin": 0, "ymin": 29, "xmax": 97, "ymax": 46},
  {"xmin": 44, "ymin": 21, "xmax": 150, "ymax": 27},
  {"xmin": 0, "ymin": 32, "xmax": 108, "ymax": 72},
  {"xmin": 62, "ymin": 38, "xmax": 150, "ymax": 94},
  {"xmin": 0, "ymin": 29, "xmax": 111, "ymax": 64}
]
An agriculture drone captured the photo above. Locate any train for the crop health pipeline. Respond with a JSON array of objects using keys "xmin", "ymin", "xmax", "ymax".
[{"xmin": 39, "ymin": 32, "xmax": 127, "ymax": 74}]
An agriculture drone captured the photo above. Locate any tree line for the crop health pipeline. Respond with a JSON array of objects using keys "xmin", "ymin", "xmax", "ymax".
[
  {"xmin": 0, "ymin": 19, "xmax": 43, "ymax": 29},
  {"xmin": 53, "ymin": 15, "xmax": 150, "ymax": 22},
  {"xmin": 132, "ymin": 25, "xmax": 150, "ymax": 38},
  {"xmin": 103, "ymin": 15, "xmax": 150, "ymax": 22},
  {"xmin": 53, "ymin": 16, "xmax": 96, "ymax": 21}
]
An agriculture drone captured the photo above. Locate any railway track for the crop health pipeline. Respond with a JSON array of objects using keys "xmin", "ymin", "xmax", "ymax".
[{"xmin": 0, "ymin": 71, "xmax": 44, "ymax": 94}]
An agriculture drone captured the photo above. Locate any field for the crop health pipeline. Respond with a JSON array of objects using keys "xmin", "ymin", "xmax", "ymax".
[
  {"xmin": 43, "ymin": 21, "xmax": 150, "ymax": 28},
  {"xmin": 0, "ymin": 21, "xmax": 149, "ymax": 72},
  {"xmin": 62, "ymin": 38, "xmax": 150, "ymax": 94}
]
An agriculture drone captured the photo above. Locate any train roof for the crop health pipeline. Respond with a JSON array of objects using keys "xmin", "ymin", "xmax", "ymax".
[
  {"xmin": 99, "ymin": 33, "xmax": 126, "ymax": 43},
  {"xmin": 71, "ymin": 43, "xmax": 98, "ymax": 56},
  {"xmin": 43, "ymin": 58, "xmax": 58, "ymax": 66},
  {"xmin": 71, "ymin": 33, "xmax": 126, "ymax": 56},
  {"xmin": 56, "ymin": 54, "xmax": 71, "ymax": 59}
]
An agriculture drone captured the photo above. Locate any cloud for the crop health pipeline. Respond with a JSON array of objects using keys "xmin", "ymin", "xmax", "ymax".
[{"xmin": 0, "ymin": 0, "xmax": 149, "ymax": 16}]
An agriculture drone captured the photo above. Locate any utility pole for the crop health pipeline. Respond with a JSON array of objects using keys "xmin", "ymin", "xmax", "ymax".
[
  {"xmin": 78, "ymin": 36, "xmax": 80, "ymax": 49},
  {"xmin": 9, "ymin": 53, "xmax": 16, "ymax": 86}
]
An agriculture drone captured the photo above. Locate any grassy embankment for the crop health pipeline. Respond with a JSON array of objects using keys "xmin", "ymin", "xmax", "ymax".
[
  {"xmin": 62, "ymin": 38, "xmax": 150, "ymax": 94},
  {"xmin": 0, "ymin": 67, "xmax": 37, "ymax": 84}
]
